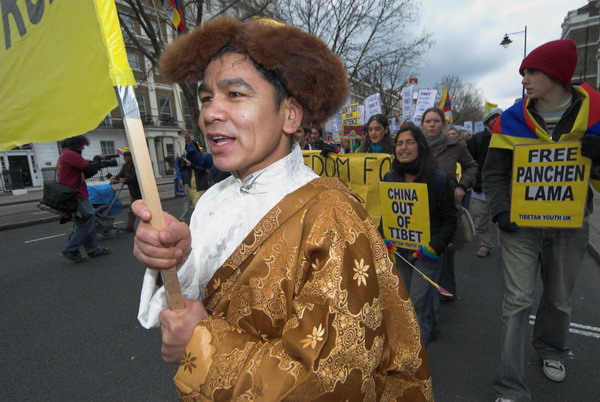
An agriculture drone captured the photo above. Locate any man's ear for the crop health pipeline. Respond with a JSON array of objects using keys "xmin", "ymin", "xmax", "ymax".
[{"xmin": 282, "ymin": 98, "xmax": 304, "ymax": 135}]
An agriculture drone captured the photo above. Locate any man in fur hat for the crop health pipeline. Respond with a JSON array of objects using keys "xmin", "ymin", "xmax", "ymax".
[
  {"xmin": 132, "ymin": 17, "xmax": 431, "ymax": 400},
  {"xmin": 483, "ymin": 39, "xmax": 600, "ymax": 400}
]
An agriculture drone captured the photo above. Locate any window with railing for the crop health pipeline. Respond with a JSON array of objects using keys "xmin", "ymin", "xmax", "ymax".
[
  {"xmin": 99, "ymin": 114, "xmax": 112, "ymax": 128},
  {"xmin": 159, "ymin": 96, "xmax": 174, "ymax": 125},
  {"xmin": 137, "ymin": 93, "xmax": 146, "ymax": 116}
]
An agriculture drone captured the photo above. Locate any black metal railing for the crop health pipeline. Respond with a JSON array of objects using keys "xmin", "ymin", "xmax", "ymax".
[{"xmin": 1, "ymin": 168, "xmax": 25, "ymax": 192}]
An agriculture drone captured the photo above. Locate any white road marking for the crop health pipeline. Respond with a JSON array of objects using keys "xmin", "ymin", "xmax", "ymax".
[
  {"xmin": 24, "ymin": 220, "xmax": 126, "ymax": 243},
  {"xmin": 529, "ymin": 315, "xmax": 600, "ymax": 339},
  {"xmin": 25, "ymin": 233, "xmax": 66, "ymax": 243}
]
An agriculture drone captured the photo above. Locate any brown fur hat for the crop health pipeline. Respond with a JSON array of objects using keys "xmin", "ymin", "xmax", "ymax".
[{"xmin": 159, "ymin": 16, "xmax": 349, "ymax": 125}]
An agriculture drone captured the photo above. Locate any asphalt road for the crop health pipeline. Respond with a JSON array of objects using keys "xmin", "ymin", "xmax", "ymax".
[{"xmin": 1, "ymin": 198, "xmax": 599, "ymax": 400}]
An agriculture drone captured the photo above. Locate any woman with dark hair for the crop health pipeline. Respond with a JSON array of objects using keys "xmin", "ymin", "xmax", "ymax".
[
  {"xmin": 307, "ymin": 126, "xmax": 325, "ymax": 150},
  {"xmin": 383, "ymin": 122, "xmax": 457, "ymax": 345},
  {"xmin": 356, "ymin": 114, "xmax": 395, "ymax": 154},
  {"xmin": 421, "ymin": 107, "xmax": 477, "ymax": 300}
]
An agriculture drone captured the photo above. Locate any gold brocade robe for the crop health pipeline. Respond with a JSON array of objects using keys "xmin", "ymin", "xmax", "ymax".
[{"xmin": 175, "ymin": 178, "xmax": 432, "ymax": 400}]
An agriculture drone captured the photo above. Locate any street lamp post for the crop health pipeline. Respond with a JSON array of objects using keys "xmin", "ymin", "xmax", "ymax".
[{"xmin": 500, "ymin": 26, "xmax": 528, "ymax": 98}]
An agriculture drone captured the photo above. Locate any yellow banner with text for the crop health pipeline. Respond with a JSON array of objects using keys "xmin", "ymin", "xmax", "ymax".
[{"xmin": 302, "ymin": 151, "xmax": 392, "ymax": 222}]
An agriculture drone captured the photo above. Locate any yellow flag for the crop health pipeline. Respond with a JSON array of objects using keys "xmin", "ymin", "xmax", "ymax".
[
  {"xmin": 485, "ymin": 101, "xmax": 498, "ymax": 116},
  {"xmin": 0, "ymin": 0, "xmax": 135, "ymax": 151}
]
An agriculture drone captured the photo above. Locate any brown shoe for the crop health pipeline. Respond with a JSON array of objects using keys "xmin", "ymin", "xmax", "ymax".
[
  {"xmin": 61, "ymin": 251, "xmax": 87, "ymax": 263},
  {"xmin": 476, "ymin": 247, "xmax": 490, "ymax": 258},
  {"xmin": 88, "ymin": 247, "xmax": 111, "ymax": 257}
]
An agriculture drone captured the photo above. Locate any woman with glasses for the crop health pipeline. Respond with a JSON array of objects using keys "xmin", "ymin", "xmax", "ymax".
[{"xmin": 383, "ymin": 122, "xmax": 457, "ymax": 346}]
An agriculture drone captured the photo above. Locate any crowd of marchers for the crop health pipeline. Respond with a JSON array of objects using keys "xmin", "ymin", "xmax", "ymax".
[{"xmin": 53, "ymin": 21, "xmax": 599, "ymax": 401}]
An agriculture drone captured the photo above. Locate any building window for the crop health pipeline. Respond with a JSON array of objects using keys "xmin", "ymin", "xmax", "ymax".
[
  {"xmin": 159, "ymin": 96, "xmax": 172, "ymax": 120},
  {"xmin": 99, "ymin": 114, "xmax": 112, "ymax": 128},
  {"xmin": 101, "ymin": 141, "xmax": 115, "ymax": 155},
  {"xmin": 136, "ymin": 93, "xmax": 147, "ymax": 116},
  {"xmin": 128, "ymin": 53, "xmax": 141, "ymax": 71},
  {"xmin": 150, "ymin": 19, "xmax": 160, "ymax": 37},
  {"xmin": 120, "ymin": 12, "xmax": 136, "ymax": 33},
  {"xmin": 183, "ymin": 98, "xmax": 194, "ymax": 129}
]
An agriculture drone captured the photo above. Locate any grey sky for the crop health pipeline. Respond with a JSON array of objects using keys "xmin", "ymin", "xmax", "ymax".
[{"xmin": 411, "ymin": 0, "xmax": 586, "ymax": 109}]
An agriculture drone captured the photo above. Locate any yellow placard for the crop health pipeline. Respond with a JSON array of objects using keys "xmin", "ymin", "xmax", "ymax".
[
  {"xmin": 341, "ymin": 103, "xmax": 359, "ymax": 125},
  {"xmin": 302, "ymin": 151, "xmax": 392, "ymax": 222},
  {"xmin": 379, "ymin": 182, "xmax": 430, "ymax": 250},
  {"xmin": 511, "ymin": 142, "xmax": 591, "ymax": 228}
]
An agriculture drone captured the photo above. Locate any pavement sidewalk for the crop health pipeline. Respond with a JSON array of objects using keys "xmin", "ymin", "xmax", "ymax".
[{"xmin": 0, "ymin": 176, "xmax": 178, "ymax": 231}]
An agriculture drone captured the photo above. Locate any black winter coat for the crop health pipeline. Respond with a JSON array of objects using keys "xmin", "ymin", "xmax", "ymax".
[{"xmin": 466, "ymin": 128, "xmax": 492, "ymax": 193}]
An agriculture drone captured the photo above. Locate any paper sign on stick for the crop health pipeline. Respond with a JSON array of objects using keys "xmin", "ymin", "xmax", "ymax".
[
  {"xmin": 464, "ymin": 121, "xmax": 473, "ymax": 134},
  {"xmin": 379, "ymin": 182, "xmax": 431, "ymax": 250},
  {"xmin": 364, "ymin": 93, "xmax": 383, "ymax": 118},
  {"xmin": 510, "ymin": 142, "xmax": 591, "ymax": 228},
  {"xmin": 413, "ymin": 89, "xmax": 438, "ymax": 125},
  {"xmin": 341, "ymin": 103, "xmax": 360, "ymax": 125},
  {"xmin": 402, "ymin": 85, "xmax": 414, "ymax": 122}
]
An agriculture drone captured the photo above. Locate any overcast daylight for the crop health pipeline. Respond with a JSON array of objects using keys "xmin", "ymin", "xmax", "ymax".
[{"xmin": 413, "ymin": 0, "xmax": 587, "ymax": 109}]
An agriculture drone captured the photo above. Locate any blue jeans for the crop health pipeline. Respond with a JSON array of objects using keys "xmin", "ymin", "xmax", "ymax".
[
  {"xmin": 396, "ymin": 251, "xmax": 444, "ymax": 347},
  {"xmin": 438, "ymin": 249, "xmax": 456, "ymax": 296},
  {"xmin": 63, "ymin": 199, "xmax": 98, "ymax": 255},
  {"xmin": 493, "ymin": 222, "xmax": 588, "ymax": 401}
]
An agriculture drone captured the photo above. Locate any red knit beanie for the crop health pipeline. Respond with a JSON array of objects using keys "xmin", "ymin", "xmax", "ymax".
[{"xmin": 519, "ymin": 39, "xmax": 578, "ymax": 84}]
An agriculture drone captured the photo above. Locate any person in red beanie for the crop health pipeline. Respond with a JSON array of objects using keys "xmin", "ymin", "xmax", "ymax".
[{"xmin": 483, "ymin": 39, "xmax": 600, "ymax": 401}]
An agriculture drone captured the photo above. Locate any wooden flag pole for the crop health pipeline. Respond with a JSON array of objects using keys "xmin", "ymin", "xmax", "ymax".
[{"xmin": 116, "ymin": 86, "xmax": 185, "ymax": 311}]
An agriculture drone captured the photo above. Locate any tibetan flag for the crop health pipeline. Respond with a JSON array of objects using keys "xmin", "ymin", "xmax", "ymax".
[
  {"xmin": 164, "ymin": 0, "xmax": 185, "ymax": 34},
  {"xmin": 490, "ymin": 82, "xmax": 600, "ymax": 151},
  {"xmin": 490, "ymin": 82, "xmax": 600, "ymax": 191},
  {"xmin": 0, "ymin": 0, "xmax": 136, "ymax": 151},
  {"xmin": 343, "ymin": 124, "xmax": 365, "ymax": 139},
  {"xmin": 439, "ymin": 87, "xmax": 453, "ymax": 123},
  {"xmin": 408, "ymin": 77, "xmax": 419, "ymax": 85}
]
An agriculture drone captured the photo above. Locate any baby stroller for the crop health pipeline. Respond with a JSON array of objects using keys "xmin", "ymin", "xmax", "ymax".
[
  {"xmin": 88, "ymin": 182, "xmax": 127, "ymax": 238},
  {"xmin": 38, "ymin": 179, "xmax": 127, "ymax": 239}
]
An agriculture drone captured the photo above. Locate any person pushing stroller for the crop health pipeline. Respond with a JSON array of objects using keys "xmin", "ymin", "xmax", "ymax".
[{"xmin": 110, "ymin": 147, "xmax": 140, "ymax": 233}]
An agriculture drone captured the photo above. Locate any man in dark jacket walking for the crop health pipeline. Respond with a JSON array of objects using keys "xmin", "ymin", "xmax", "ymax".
[
  {"xmin": 483, "ymin": 39, "xmax": 600, "ymax": 401},
  {"xmin": 111, "ymin": 147, "xmax": 140, "ymax": 233},
  {"xmin": 58, "ymin": 135, "xmax": 113, "ymax": 262},
  {"xmin": 467, "ymin": 107, "xmax": 502, "ymax": 258}
]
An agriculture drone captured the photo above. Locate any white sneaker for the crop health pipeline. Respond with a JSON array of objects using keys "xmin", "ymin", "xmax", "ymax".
[
  {"xmin": 543, "ymin": 359, "xmax": 566, "ymax": 382},
  {"xmin": 495, "ymin": 398, "xmax": 515, "ymax": 402}
]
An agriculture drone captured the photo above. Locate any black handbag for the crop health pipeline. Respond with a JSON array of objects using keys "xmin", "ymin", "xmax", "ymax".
[
  {"xmin": 43, "ymin": 166, "xmax": 81, "ymax": 214},
  {"xmin": 42, "ymin": 182, "xmax": 79, "ymax": 213}
]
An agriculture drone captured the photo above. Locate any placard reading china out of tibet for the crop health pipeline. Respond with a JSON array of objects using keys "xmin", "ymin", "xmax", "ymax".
[
  {"xmin": 379, "ymin": 182, "xmax": 430, "ymax": 250},
  {"xmin": 511, "ymin": 142, "xmax": 590, "ymax": 228}
]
